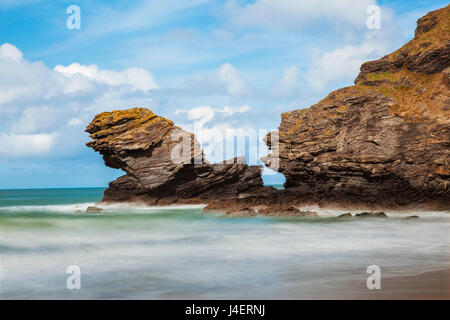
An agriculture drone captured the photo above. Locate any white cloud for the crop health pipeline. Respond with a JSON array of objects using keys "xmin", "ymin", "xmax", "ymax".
[
  {"xmin": 0, "ymin": 43, "xmax": 23, "ymax": 61},
  {"xmin": 68, "ymin": 118, "xmax": 84, "ymax": 128},
  {"xmin": 223, "ymin": 105, "xmax": 251, "ymax": 115},
  {"xmin": 176, "ymin": 106, "xmax": 216, "ymax": 128},
  {"xmin": 195, "ymin": 124, "xmax": 270, "ymax": 166},
  {"xmin": 54, "ymin": 63, "xmax": 159, "ymax": 91},
  {"xmin": 306, "ymin": 32, "xmax": 394, "ymax": 91},
  {"xmin": 226, "ymin": 0, "xmax": 377, "ymax": 30},
  {"xmin": 13, "ymin": 106, "xmax": 59, "ymax": 134},
  {"xmin": 166, "ymin": 62, "xmax": 252, "ymax": 98},
  {"xmin": 217, "ymin": 63, "xmax": 250, "ymax": 96},
  {"xmin": 0, "ymin": 43, "xmax": 63, "ymax": 105},
  {"xmin": 0, "ymin": 133, "xmax": 55, "ymax": 158},
  {"xmin": 0, "ymin": 43, "xmax": 158, "ymax": 159},
  {"xmin": 271, "ymin": 66, "xmax": 301, "ymax": 97},
  {"xmin": 175, "ymin": 105, "xmax": 251, "ymax": 128},
  {"xmin": 292, "ymin": 5, "xmax": 399, "ymax": 92},
  {"xmin": 173, "ymin": 105, "xmax": 271, "ymax": 165}
]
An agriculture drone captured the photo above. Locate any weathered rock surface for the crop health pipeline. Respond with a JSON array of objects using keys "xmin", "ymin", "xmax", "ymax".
[
  {"xmin": 86, "ymin": 108, "xmax": 267, "ymax": 205},
  {"xmin": 86, "ymin": 206, "xmax": 103, "ymax": 213},
  {"xmin": 337, "ymin": 213, "xmax": 353, "ymax": 218},
  {"xmin": 256, "ymin": 204, "xmax": 318, "ymax": 216},
  {"xmin": 263, "ymin": 5, "xmax": 450, "ymax": 208},
  {"xmin": 355, "ymin": 212, "xmax": 388, "ymax": 218},
  {"xmin": 87, "ymin": 6, "xmax": 449, "ymax": 214},
  {"xmin": 258, "ymin": 204, "xmax": 300, "ymax": 215},
  {"xmin": 355, "ymin": 7, "xmax": 450, "ymax": 83}
]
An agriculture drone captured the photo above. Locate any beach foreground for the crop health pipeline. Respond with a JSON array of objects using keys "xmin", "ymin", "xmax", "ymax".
[
  {"xmin": 0, "ymin": 188, "xmax": 448, "ymax": 299},
  {"xmin": 315, "ymin": 268, "xmax": 450, "ymax": 300}
]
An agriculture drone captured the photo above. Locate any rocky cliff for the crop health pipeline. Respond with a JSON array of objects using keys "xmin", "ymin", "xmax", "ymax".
[
  {"xmin": 263, "ymin": 5, "xmax": 450, "ymax": 207},
  {"xmin": 87, "ymin": 6, "xmax": 449, "ymax": 212},
  {"xmin": 86, "ymin": 108, "xmax": 266, "ymax": 205}
]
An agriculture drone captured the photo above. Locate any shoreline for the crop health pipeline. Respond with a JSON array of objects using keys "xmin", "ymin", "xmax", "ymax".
[
  {"xmin": 339, "ymin": 268, "xmax": 450, "ymax": 300},
  {"xmin": 97, "ymin": 200, "xmax": 450, "ymax": 217}
]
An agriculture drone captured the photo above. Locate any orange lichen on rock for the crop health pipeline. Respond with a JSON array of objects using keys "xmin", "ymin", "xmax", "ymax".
[
  {"xmin": 86, "ymin": 107, "xmax": 268, "ymax": 206},
  {"xmin": 86, "ymin": 108, "xmax": 177, "ymax": 151}
]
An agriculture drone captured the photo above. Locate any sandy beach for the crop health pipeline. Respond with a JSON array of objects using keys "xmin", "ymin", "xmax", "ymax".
[{"xmin": 338, "ymin": 268, "xmax": 450, "ymax": 300}]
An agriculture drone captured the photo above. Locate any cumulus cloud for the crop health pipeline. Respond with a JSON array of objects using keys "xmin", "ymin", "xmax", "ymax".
[
  {"xmin": 175, "ymin": 62, "xmax": 252, "ymax": 98},
  {"xmin": 0, "ymin": 43, "xmax": 158, "ymax": 159},
  {"xmin": 174, "ymin": 105, "xmax": 271, "ymax": 165},
  {"xmin": 0, "ymin": 133, "xmax": 55, "ymax": 158},
  {"xmin": 226, "ymin": 0, "xmax": 377, "ymax": 30},
  {"xmin": 0, "ymin": 43, "xmax": 62, "ymax": 105},
  {"xmin": 306, "ymin": 31, "xmax": 395, "ymax": 91},
  {"xmin": 175, "ymin": 105, "xmax": 251, "ymax": 128},
  {"xmin": 0, "ymin": 43, "xmax": 23, "ymax": 61},
  {"xmin": 68, "ymin": 118, "xmax": 84, "ymax": 128},
  {"xmin": 271, "ymin": 66, "xmax": 301, "ymax": 97},
  {"xmin": 217, "ymin": 63, "xmax": 250, "ymax": 96},
  {"xmin": 54, "ymin": 63, "xmax": 159, "ymax": 91}
]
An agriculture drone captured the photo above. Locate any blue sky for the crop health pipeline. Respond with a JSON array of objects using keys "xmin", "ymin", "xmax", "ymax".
[{"xmin": 0, "ymin": 0, "xmax": 448, "ymax": 189}]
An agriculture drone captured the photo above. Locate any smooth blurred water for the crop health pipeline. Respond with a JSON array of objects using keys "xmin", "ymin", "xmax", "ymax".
[{"xmin": 0, "ymin": 188, "xmax": 449, "ymax": 299}]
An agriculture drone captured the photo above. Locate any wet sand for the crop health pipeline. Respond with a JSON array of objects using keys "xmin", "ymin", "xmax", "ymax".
[{"xmin": 339, "ymin": 268, "xmax": 450, "ymax": 300}]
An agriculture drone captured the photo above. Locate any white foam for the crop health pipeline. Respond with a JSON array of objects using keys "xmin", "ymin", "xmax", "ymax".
[
  {"xmin": 0, "ymin": 202, "xmax": 206, "ymax": 214},
  {"xmin": 297, "ymin": 204, "xmax": 450, "ymax": 218},
  {"xmin": 0, "ymin": 202, "xmax": 97, "ymax": 213},
  {"xmin": 0, "ymin": 203, "xmax": 449, "ymax": 299}
]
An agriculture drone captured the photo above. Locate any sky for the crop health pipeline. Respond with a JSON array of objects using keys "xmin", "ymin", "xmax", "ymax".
[{"xmin": 0, "ymin": 0, "xmax": 448, "ymax": 189}]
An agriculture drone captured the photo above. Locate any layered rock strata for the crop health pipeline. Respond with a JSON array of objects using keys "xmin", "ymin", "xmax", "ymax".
[
  {"xmin": 86, "ymin": 108, "xmax": 267, "ymax": 205},
  {"xmin": 87, "ymin": 6, "xmax": 450, "ymax": 213},
  {"xmin": 263, "ymin": 5, "xmax": 450, "ymax": 207}
]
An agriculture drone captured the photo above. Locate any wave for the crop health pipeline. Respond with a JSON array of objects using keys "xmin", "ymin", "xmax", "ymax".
[
  {"xmin": 0, "ymin": 202, "xmax": 207, "ymax": 214},
  {"xmin": 1, "ymin": 201, "xmax": 448, "ymax": 218},
  {"xmin": 297, "ymin": 204, "xmax": 450, "ymax": 218}
]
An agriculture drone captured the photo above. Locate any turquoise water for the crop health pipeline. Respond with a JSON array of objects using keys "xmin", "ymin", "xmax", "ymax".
[
  {"xmin": 0, "ymin": 188, "xmax": 105, "ymax": 207},
  {"xmin": 0, "ymin": 188, "xmax": 449, "ymax": 299}
]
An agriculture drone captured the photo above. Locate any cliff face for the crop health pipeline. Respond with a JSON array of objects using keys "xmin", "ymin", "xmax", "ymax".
[
  {"xmin": 263, "ymin": 5, "xmax": 450, "ymax": 206},
  {"xmin": 87, "ymin": 6, "xmax": 449, "ymax": 211},
  {"xmin": 86, "ymin": 108, "xmax": 265, "ymax": 204}
]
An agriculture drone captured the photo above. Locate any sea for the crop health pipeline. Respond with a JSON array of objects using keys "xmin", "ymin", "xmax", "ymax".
[{"xmin": 0, "ymin": 187, "xmax": 448, "ymax": 299}]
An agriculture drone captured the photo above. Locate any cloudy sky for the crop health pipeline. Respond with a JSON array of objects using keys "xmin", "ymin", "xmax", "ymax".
[{"xmin": 0, "ymin": 0, "xmax": 447, "ymax": 188}]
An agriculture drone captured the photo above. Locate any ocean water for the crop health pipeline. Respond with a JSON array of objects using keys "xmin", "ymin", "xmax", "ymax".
[{"xmin": 0, "ymin": 188, "xmax": 449, "ymax": 299}]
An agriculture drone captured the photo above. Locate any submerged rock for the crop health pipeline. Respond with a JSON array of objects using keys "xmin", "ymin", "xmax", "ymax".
[
  {"xmin": 298, "ymin": 211, "xmax": 318, "ymax": 217},
  {"xmin": 221, "ymin": 207, "xmax": 258, "ymax": 217},
  {"xmin": 337, "ymin": 213, "xmax": 353, "ymax": 218},
  {"xmin": 255, "ymin": 204, "xmax": 318, "ymax": 216},
  {"xmin": 404, "ymin": 215, "xmax": 420, "ymax": 220},
  {"xmin": 86, "ymin": 206, "xmax": 103, "ymax": 213},
  {"xmin": 258, "ymin": 204, "xmax": 300, "ymax": 216},
  {"xmin": 355, "ymin": 212, "xmax": 388, "ymax": 218}
]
